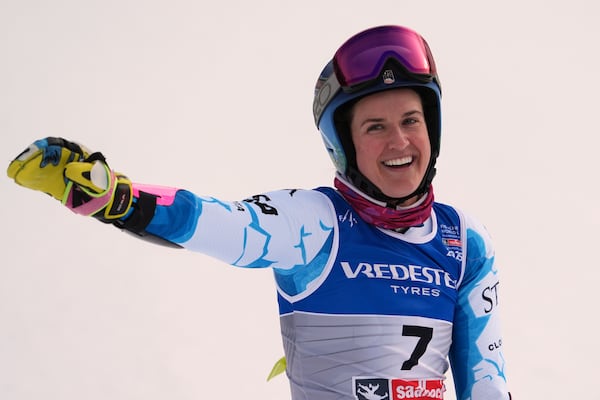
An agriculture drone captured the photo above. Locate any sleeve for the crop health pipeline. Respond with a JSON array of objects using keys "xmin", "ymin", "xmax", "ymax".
[
  {"xmin": 449, "ymin": 212, "xmax": 510, "ymax": 400},
  {"xmin": 133, "ymin": 185, "xmax": 336, "ymax": 272}
]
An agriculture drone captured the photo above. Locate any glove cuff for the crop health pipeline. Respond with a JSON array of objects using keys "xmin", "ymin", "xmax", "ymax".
[{"xmin": 63, "ymin": 167, "xmax": 133, "ymax": 219}]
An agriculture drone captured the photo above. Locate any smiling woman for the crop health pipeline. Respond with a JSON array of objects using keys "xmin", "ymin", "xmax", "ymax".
[{"xmin": 6, "ymin": 25, "xmax": 511, "ymax": 400}]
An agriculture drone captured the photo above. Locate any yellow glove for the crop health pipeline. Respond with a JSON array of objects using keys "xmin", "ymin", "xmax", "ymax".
[{"xmin": 7, "ymin": 137, "xmax": 133, "ymax": 220}]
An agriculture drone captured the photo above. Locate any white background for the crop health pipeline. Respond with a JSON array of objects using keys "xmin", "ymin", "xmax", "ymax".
[{"xmin": 1, "ymin": 1, "xmax": 598, "ymax": 399}]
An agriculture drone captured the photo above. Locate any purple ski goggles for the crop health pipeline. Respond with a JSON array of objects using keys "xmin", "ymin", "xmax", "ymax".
[{"xmin": 333, "ymin": 25, "xmax": 438, "ymax": 88}]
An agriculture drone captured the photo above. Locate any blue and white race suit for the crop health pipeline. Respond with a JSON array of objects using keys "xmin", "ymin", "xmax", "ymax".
[{"xmin": 138, "ymin": 185, "xmax": 510, "ymax": 400}]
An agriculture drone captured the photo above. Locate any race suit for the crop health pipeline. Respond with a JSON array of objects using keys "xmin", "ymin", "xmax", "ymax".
[{"xmin": 133, "ymin": 184, "xmax": 510, "ymax": 400}]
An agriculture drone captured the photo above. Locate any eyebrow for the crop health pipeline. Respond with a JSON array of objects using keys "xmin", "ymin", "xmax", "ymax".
[{"xmin": 358, "ymin": 110, "xmax": 424, "ymax": 128}]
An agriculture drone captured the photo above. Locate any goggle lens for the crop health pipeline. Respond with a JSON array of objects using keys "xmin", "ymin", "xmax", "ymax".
[{"xmin": 333, "ymin": 25, "xmax": 437, "ymax": 88}]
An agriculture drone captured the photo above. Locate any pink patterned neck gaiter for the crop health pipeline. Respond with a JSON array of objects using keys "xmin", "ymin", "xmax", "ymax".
[{"xmin": 334, "ymin": 177, "xmax": 434, "ymax": 230}]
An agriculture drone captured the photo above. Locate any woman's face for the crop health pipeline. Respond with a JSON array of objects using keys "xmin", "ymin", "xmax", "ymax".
[{"xmin": 350, "ymin": 88, "xmax": 430, "ymax": 205}]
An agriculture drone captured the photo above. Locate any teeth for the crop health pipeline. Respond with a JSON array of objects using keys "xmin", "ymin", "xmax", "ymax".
[{"xmin": 383, "ymin": 156, "xmax": 412, "ymax": 166}]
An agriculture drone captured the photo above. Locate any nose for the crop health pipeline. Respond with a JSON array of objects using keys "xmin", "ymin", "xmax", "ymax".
[{"xmin": 388, "ymin": 126, "xmax": 410, "ymax": 149}]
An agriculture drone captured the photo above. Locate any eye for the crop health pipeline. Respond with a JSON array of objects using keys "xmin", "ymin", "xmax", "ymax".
[
  {"xmin": 365, "ymin": 123, "xmax": 385, "ymax": 133},
  {"xmin": 402, "ymin": 111, "xmax": 425, "ymax": 127},
  {"xmin": 403, "ymin": 117, "xmax": 419, "ymax": 126}
]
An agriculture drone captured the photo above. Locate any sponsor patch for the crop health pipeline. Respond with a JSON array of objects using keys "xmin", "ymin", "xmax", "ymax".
[
  {"xmin": 442, "ymin": 238, "xmax": 461, "ymax": 247},
  {"xmin": 392, "ymin": 379, "xmax": 445, "ymax": 399},
  {"xmin": 353, "ymin": 377, "xmax": 445, "ymax": 400}
]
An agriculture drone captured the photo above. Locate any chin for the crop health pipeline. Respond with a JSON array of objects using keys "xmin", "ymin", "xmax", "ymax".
[
  {"xmin": 381, "ymin": 185, "xmax": 421, "ymax": 204},
  {"xmin": 382, "ymin": 184, "xmax": 418, "ymax": 198}
]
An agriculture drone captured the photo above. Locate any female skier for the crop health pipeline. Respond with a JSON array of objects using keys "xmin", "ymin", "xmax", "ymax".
[{"xmin": 7, "ymin": 25, "xmax": 511, "ymax": 400}]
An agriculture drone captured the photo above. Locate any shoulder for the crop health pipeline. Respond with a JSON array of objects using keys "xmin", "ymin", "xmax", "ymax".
[
  {"xmin": 249, "ymin": 187, "xmax": 334, "ymax": 209},
  {"xmin": 461, "ymin": 210, "xmax": 495, "ymax": 262},
  {"xmin": 242, "ymin": 188, "xmax": 337, "ymax": 223},
  {"xmin": 444, "ymin": 205, "xmax": 496, "ymax": 288},
  {"xmin": 434, "ymin": 202, "xmax": 494, "ymax": 258}
]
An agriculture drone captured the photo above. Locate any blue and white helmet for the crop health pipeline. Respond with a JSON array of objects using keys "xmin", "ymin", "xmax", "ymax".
[{"xmin": 313, "ymin": 25, "xmax": 442, "ymax": 203}]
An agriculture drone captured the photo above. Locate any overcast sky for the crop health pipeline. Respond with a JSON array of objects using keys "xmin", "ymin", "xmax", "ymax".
[{"xmin": 1, "ymin": 1, "xmax": 598, "ymax": 399}]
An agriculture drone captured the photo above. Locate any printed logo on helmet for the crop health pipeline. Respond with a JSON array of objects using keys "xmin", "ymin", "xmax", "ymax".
[{"xmin": 382, "ymin": 69, "xmax": 396, "ymax": 84}]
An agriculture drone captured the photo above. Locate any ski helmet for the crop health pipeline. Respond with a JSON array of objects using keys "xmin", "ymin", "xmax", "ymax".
[{"xmin": 313, "ymin": 25, "xmax": 442, "ymax": 203}]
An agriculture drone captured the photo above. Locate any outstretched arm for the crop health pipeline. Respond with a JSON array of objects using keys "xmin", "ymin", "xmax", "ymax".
[{"xmin": 7, "ymin": 137, "xmax": 335, "ymax": 272}]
